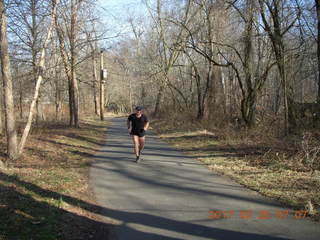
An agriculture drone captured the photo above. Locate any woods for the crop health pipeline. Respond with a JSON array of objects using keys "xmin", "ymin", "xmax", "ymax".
[
  {"xmin": 0, "ymin": 0, "xmax": 319, "ymax": 160},
  {"xmin": 107, "ymin": 0, "xmax": 319, "ymax": 133},
  {"xmin": 0, "ymin": 0, "xmax": 108, "ymax": 163}
]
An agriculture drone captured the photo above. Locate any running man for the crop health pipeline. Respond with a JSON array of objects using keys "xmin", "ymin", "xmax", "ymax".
[{"xmin": 127, "ymin": 106, "xmax": 149, "ymax": 162}]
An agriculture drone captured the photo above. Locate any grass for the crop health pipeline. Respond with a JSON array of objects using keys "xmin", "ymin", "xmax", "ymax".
[
  {"xmin": 152, "ymin": 117, "xmax": 320, "ymax": 221},
  {"xmin": 0, "ymin": 117, "xmax": 111, "ymax": 240}
]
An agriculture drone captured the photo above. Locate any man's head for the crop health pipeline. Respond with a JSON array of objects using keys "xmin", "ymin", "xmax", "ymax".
[{"xmin": 135, "ymin": 106, "xmax": 143, "ymax": 112}]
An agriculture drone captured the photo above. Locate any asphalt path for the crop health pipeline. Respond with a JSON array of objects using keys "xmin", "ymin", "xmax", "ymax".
[{"xmin": 90, "ymin": 117, "xmax": 320, "ymax": 240}]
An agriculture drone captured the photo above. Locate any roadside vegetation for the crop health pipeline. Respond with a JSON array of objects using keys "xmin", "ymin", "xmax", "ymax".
[
  {"xmin": 152, "ymin": 113, "xmax": 320, "ymax": 221},
  {"xmin": 0, "ymin": 118, "xmax": 110, "ymax": 240}
]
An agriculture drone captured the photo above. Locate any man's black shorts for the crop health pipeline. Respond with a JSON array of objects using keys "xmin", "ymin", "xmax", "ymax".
[{"xmin": 130, "ymin": 129, "xmax": 145, "ymax": 137}]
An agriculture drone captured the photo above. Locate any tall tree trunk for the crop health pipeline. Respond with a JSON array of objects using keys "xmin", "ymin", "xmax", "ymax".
[
  {"xmin": 203, "ymin": 64, "xmax": 213, "ymax": 119},
  {"xmin": 0, "ymin": 93, "xmax": 3, "ymax": 135},
  {"xmin": 154, "ymin": 83, "xmax": 164, "ymax": 116},
  {"xmin": 99, "ymin": 50, "xmax": 105, "ymax": 120},
  {"xmin": 55, "ymin": 78, "xmax": 61, "ymax": 121},
  {"xmin": 55, "ymin": 68, "xmax": 62, "ymax": 121},
  {"xmin": 71, "ymin": 63, "xmax": 79, "ymax": 127},
  {"xmin": 129, "ymin": 71, "xmax": 133, "ymax": 113},
  {"xmin": 202, "ymin": 1, "xmax": 215, "ymax": 120},
  {"xmin": 55, "ymin": 0, "xmax": 79, "ymax": 127},
  {"xmin": 192, "ymin": 64, "xmax": 204, "ymax": 119},
  {"xmin": 19, "ymin": 80, "xmax": 23, "ymax": 119},
  {"xmin": 18, "ymin": 0, "xmax": 59, "ymax": 155},
  {"xmin": 278, "ymin": 43, "xmax": 291, "ymax": 133},
  {"xmin": 218, "ymin": 66, "xmax": 227, "ymax": 113},
  {"xmin": 241, "ymin": 92, "xmax": 256, "ymax": 128},
  {"xmin": 70, "ymin": 0, "xmax": 80, "ymax": 127},
  {"xmin": 242, "ymin": 0, "xmax": 255, "ymax": 128},
  {"xmin": 53, "ymin": 40, "xmax": 61, "ymax": 121},
  {"xmin": 91, "ymin": 52, "xmax": 99, "ymax": 115},
  {"xmin": 316, "ymin": 0, "xmax": 320, "ymax": 103},
  {"xmin": 31, "ymin": 0, "xmax": 41, "ymax": 124},
  {"xmin": 55, "ymin": 8, "xmax": 74, "ymax": 126},
  {"xmin": 0, "ymin": 0, "xmax": 18, "ymax": 160},
  {"xmin": 68, "ymin": 79, "xmax": 74, "ymax": 126},
  {"xmin": 87, "ymin": 27, "xmax": 100, "ymax": 116}
]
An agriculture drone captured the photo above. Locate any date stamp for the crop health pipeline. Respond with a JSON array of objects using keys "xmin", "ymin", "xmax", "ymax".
[{"xmin": 208, "ymin": 209, "xmax": 308, "ymax": 220}]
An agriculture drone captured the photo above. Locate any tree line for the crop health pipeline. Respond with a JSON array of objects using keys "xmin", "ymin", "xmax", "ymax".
[{"xmin": 107, "ymin": 0, "xmax": 319, "ymax": 134}]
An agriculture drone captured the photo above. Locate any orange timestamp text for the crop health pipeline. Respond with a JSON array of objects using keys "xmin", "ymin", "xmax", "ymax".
[{"xmin": 208, "ymin": 209, "xmax": 308, "ymax": 220}]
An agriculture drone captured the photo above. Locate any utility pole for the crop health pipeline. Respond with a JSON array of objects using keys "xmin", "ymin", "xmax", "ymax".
[{"xmin": 100, "ymin": 49, "xmax": 107, "ymax": 120}]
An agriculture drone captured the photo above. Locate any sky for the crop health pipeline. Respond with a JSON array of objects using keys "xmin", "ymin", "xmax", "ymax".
[
  {"xmin": 96, "ymin": 0, "xmax": 148, "ymax": 45},
  {"xmin": 97, "ymin": 0, "xmax": 147, "ymax": 26}
]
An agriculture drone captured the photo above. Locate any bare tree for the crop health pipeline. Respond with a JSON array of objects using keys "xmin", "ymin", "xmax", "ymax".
[
  {"xmin": 8, "ymin": 0, "xmax": 51, "ymax": 122},
  {"xmin": 56, "ymin": 0, "xmax": 96, "ymax": 127},
  {"xmin": 18, "ymin": 0, "xmax": 60, "ymax": 155},
  {"xmin": 258, "ymin": 0, "xmax": 301, "ymax": 134},
  {"xmin": 219, "ymin": 0, "xmax": 275, "ymax": 127},
  {"xmin": 0, "ymin": 0, "xmax": 18, "ymax": 160},
  {"xmin": 151, "ymin": 0, "xmax": 193, "ymax": 116}
]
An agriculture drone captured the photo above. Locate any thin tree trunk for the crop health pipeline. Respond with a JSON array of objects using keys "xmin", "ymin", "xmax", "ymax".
[
  {"xmin": 242, "ymin": 0, "xmax": 255, "ymax": 127},
  {"xmin": 71, "ymin": 64, "xmax": 79, "ymax": 127},
  {"xmin": 68, "ymin": 79, "xmax": 74, "ymax": 126},
  {"xmin": 88, "ymin": 27, "xmax": 100, "ymax": 116},
  {"xmin": 91, "ymin": 52, "xmax": 99, "ymax": 115},
  {"xmin": 19, "ymin": 81, "xmax": 23, "ymax": 119},
  {"xmin": 280, "ymin": 47, "xmax": 290, "ymax": 134},
  {"xmin": 129, "ymin": 71, "xmax": 133, "ymax": 113},
  {"xmin": 55, "ymin": 13, "xmax": 74, "ymax": 126},
  {"xmin": 219, "ymin": 66, "xmax": 227, "ymax": 114},
  {"xmin": 203, "ymin": 64, "xmax": 213, "ymax": 119},
  {"xmin": 18, "ymin": 0, "xmax": 59, "ymax": 155},
  {"xmin": 196, "ymin": 83, "xmax": 204, "ymax": 119},
  {"xmin": 100, "ymin": 50, "xmax": 105, "ymax": 120},
  {"xmin": 55, "ymin": 70, "xmax": 62, "ymax": 121},
  {"xmin": 316, "ymin": 0, "xmax": 320, "ymax": 103},
  {"xmin": 154, "ymin": 83, "xmax": 164, "ymax": 116},
  {"xmin": 53, "ymin": 40, "xmax": 61, "ymax": 121},
  {"xmin": 70, "ymin": 0, "xmax": 80, "ymax": 127},
  {"xmin": 203, "ymin": 1, "xmax": 216, "ymax": 120},
  {"xmin": 0, "ymin": 94, "xmax": 3, "ymax": 135},
  {"xmin": 0, "ymin": 0, "xmax": 18, "ymax": 160},
  {"xmin": 55, "ymin": 79, "xmax": 61, "ymax": 120},
  {"xmin": 31, "ymin": 0, "xmax": 41, "ymax": 125}
]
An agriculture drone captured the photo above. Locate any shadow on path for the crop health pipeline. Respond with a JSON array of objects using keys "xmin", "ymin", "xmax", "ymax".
[
  {"xmin": 0, "ymin": 172, "xmax": 111, "ymax": 240},
  {"xmin": 0, "ymin": 172, "xmax": 293, "ymax": 240}
]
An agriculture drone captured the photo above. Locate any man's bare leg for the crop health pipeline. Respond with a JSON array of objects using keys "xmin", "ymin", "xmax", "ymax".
[
  {"xmin": 132, "ymin": 135, "xmax": 140, "ymax": 157},
  {"xmin": 138, "ymin": 136, "xmax": 145, "ymax": 155}
]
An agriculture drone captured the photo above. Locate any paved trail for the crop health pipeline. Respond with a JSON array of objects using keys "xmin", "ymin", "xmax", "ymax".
[{"xmin": 90, "ymin": 117, "xmax": 320, "ymax": 240}]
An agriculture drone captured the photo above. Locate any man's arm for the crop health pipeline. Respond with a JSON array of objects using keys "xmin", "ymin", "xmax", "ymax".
[
  {"xmin": 127, "ymin": 118, "xmax": 131, "ymax": 130},
  {"xmin": 144, "ymin": 121, "xmax": 149, "ymax": 131}
]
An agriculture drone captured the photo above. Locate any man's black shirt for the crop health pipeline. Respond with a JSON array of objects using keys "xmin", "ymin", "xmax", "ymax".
[{"xmin": 128, "ymin": 114, "xmax": 149, "ymax": 133}]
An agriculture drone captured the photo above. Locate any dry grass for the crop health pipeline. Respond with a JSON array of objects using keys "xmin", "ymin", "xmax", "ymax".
[
  {"xmin": 152, "ymin": 116, "xmax": 320, "ymax": 221},
  {"xmin": 0, "ymin": 117, "xmax": 111, "ymax": 240}
]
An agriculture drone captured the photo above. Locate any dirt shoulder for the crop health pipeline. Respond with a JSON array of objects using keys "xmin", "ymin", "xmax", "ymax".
[
  {"xmin": 151, "ymin": 118, "xmax": 320, "ymax": 221},
  {"xmin": 0, "ymin": 117, "xmax": 112, "ymax": 240}
]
